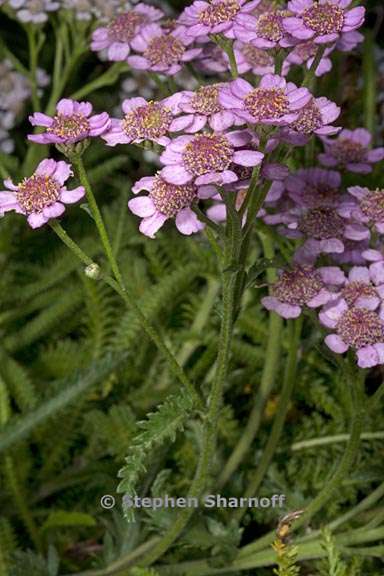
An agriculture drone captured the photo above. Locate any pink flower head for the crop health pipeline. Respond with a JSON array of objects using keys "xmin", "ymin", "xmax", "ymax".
[
  {"xmin": 159, "ymin": 130, "xmax": 264, "ymax": 187},
  {"xmin": 318, "ymin": 128, "xmax": 384, "ymax": 173},
  {"xmin": 285, "ymin": 167, "xmax": 343, "ymax": 208},
  {"xmin": 319, "ymin": 266, "xmax": 384, "ymax": 368},
  {"xmin": 102, "ymin": 95, "xmax": 183, "ymax": 146},
  {"xmin": 264, "ymin": 200, "xmax": 370, "ymax": 262},
  {"xmin": 128, "ymin": 173, "xmax": 214, "ymax": 238},
  {"xmin": 262, "ymin": 264, "xmax": 345, "ymax": 319},
  {"xmin": 283, "ymin": 0, "xmax": 365, "ymax": 45},
  {"xmin": 91, "ymin": 4, "xmax": 163, "ymax": 61},
  {"xmin": 28, "ymin": 99, "xmax": 110, "ymax": 145},
  {"xmin": 347, "ymin": 186, "xmax": 384, "ymax": 234},
  {"xmin": 170, "ymin": 84, "xmax": 242, "ymax": 134},
  {"xmin": 283, "ymin": 40, "xmax": 334, "ymax": 77},
  {"xmin": 285, "ymin": 95, "xmax": 341, "ymax": 137},
  {"xmin": 178, "ymin": 0, "xmax": 261, "ymax": 41},
  {"xmin": 127, "ymin": 24, "xmax": 202, "ymax": 76},
  {"xmin": 232, "ymin": 41, "xmax": 275, "ymax": 75},
  {"xmin": 0, "ymin": 159, "xmax": 85, "ymax": 229},
  {"xmin": 233, "ymin": 7, "xmax": 294, "ymax": 49},
  {"xmin": 220, "ymin": 75, "xmax": 311, "ymax": 126}
]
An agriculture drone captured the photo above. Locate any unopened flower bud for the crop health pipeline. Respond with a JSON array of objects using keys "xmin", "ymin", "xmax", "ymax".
[{"xmin": 85, "ymin": 263, "xmax": 100, "ymax": 280}]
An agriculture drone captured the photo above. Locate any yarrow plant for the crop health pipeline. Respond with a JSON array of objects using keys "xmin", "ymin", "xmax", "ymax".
[{"xmin": 2, "ymin": 0, "xmax": 384, "ymax": 574}]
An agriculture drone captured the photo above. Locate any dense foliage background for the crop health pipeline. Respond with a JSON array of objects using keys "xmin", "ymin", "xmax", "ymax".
[{"xmin": 0, "ymin": 1, "xmax": 384, "ymax": 575}]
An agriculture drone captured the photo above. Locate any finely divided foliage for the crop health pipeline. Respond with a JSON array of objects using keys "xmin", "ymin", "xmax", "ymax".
[{"xmin": 0, "ymin": 0, "xmax": 384, "ymax": 575}]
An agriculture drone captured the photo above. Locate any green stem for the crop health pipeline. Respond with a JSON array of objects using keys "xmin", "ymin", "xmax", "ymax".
[
  {"xmin": 69, "ymin": 63, "xmax": 128, "ymax": 100},
  {"xmin": 52, "ymin": 28, "xmax": 64, "ymax": 107},
  {"xmin": 49, "ymin": 220, "xmax": 202, "ymax": 409},
  {"xmin": 211, "ymin": 35, "xmax": 238, "ymax": 78},
  {"xmin": 242, "ymin": 179, "xmax": 270, "ymax": 241},
  {"xmin": 364, "ymin": 506, "xmax": 384, "ymax": 529},
  {"xmin": 234, "ymin": 316, "xmax": 302, "ymax": 522},
  {"xmin": 302, "ymin": 45, "xmax": 326, "ymax": 87},
  {"xmin": 49, "ymin": 220, "xmax": 93, "ymax": 267},
  {"xmin": 72, "ymin": 156, "xmax": 124, "ymax": 286},
  {"xmin": 224, "ymin": 42, "xmax": 238, "ymax": 78},
  {"xmin": 218, "ymin": 233, "xmax": 282, "ymax": 488},
  {"xmin": 26, "ymin": 26, "xmax": 40, "ymax": 112},
  {"xmin": 274, "ymin": 49, "xmax": 285, "ymax": 75},
  {"xmin": 363, "ymin": 30, "xmax": 376, "ymax": 137},
  {"xmin": 204, "ymin": 227, "xmax": 223, "ymax": 263},
  {"xmin": 291, "ymin": 431, "xmax": 384, "ymax": 451},
  {"xmin": 112, "ymin": 183, "xmax": 130, "ymax": 258},
  {"xmin": 192, "ymin": 204, "xmax": 222, "ymax": 234},
  {"xmin": 238, "ymin": 165, "xmax": 261, "ymax": 220}
]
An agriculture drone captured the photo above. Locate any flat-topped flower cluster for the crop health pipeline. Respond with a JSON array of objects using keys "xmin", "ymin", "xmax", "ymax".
[{"xmin": 3, "ymin": 0, "xmax": 384, "ymax": 369}]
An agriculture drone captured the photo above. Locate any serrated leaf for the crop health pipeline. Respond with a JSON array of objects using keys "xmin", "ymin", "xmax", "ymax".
[{"xmin": 117, "ymin": 390, "xmax": 195, "ymax": 521}]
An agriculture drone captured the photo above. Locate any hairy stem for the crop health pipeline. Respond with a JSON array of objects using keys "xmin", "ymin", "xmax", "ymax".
[{"xmin": 218, "ymin": 233, "xmax": 282, "ymax": 487}]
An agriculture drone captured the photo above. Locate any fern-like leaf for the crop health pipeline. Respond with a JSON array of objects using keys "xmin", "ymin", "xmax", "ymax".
[{"xmin": 117, "ymin": 390, "xmax": 195, "ymax": 520}]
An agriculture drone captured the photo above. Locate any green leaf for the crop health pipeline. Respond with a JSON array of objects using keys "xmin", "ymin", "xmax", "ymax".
[
  {"xmin": 41, "ymin": 511, "xmax": 96, "ymax": 532},
  {"xmin": 246, "ymin": 257, "xmax": 285, "ymax": 288},
  {"xmin": 117, "ymin": 391, "xmax": 194, "ymax": 521}
]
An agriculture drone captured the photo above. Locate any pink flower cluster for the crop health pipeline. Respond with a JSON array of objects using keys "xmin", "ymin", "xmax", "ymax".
[
  {"xmin": 4, "ymin": 0, "xmax": 384, "ymax": 371},
  {"xmin": 89, "ymin": 0, "xmax": 365, "ymax": 78},
  {"xmin": 260, "ymin": 151, "xmax": 384, "ymax": 368}
]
